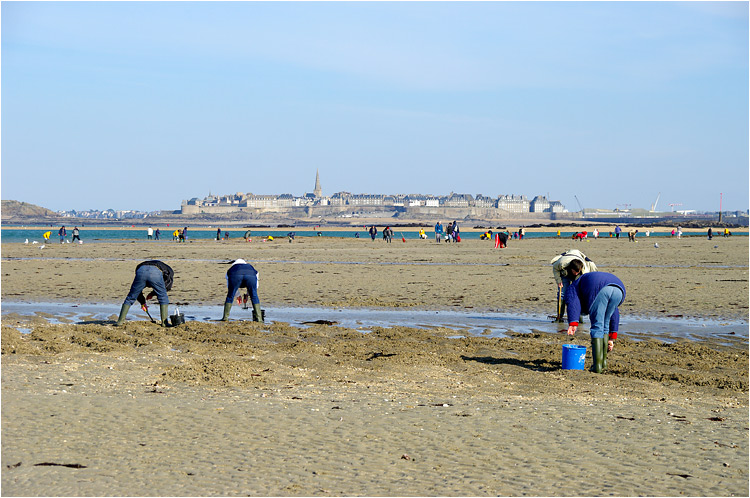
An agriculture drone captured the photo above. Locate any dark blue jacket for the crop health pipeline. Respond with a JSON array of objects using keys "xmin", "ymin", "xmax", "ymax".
[{"xmin": 565, "ymin": 272, "xmax": 626, "ymax": 333}]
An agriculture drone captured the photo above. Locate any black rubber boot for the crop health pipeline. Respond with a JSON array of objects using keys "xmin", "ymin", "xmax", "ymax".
[
  {"xmin": 115, "ymin": 304, "xmax": 130, "ymax": 326},
  {"xmin": 221, "ymin": 303, "xmax": 232, "ymax": 321},
  {"xmin": 160, "ymin": 304, "xmax": 169, "ymax": 327},
  {"xmin": 590, "ymin": 337, "xmax": 606, "ymax": 373},
  {"xmin": 252, "ymin": 303, "xmax": 264, "ymax": 323}
]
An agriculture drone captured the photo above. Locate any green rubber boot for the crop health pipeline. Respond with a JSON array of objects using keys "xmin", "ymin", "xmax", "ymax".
[
  {"xmin": 252, "ymin": 303, "xmax": 264, "ymax": 323},
  {"xmin": 602, "ymin": 338, "xmax": 609, "ymax": 371},
  {"xmin": 160, "ymin": 305, "xmax": 169, "ymax": 327},
  {"xmin": 221, "ymin": 302, "xmax": 232, "ymax": 321},
  {"xmin": 115, "ymin": 304, "xmax": 130, "ymax": 326},
  {"xmin": 590, "ymin": 337, "xmax": 606, "ymax": 373}
]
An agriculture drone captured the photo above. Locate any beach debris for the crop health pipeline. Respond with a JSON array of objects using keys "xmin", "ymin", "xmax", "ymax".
[
  {"xmin": 713, "ymin": 441, "xmax": 737, "ymax": 448},
  {"xmin": 707, "ymin": 417, "xmax": 726, "ymax": 422},
  {"xmin": 666, "ymin": 473, "xmax": 693, "ymax": 479},
  {"xmin": 401, "ymin": 454, "xmax": 411, "ymax": 460},
  {"xmin": 301, "ymin": 319, "xmax": 337, "ymax": 325},
  {"xmin": 34, "ymin": 462, "xmax": 87, "ymax": 469},
  {"xmin": 366, "ymin": 352, "xmax": 396, "ymax": 361},
  {"xmin": 654, "ymin": 242, "xmax": 659, "ymax": 248},
  {"xmin": 616, "ymin": 416, "xmax": 635, "ymax": 421},
  {"xmin": 6, "ymin": 462, "xmax": 21, "ymax": 469}
]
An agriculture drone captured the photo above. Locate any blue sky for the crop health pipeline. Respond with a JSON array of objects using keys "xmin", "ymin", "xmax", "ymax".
[{"xmin": 2, "ymin": 1, "xmax": 748, "ymax": 213}]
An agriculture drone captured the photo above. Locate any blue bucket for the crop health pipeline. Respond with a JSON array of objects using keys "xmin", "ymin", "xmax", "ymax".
[{"xmin": 561, "ymin": 344, "xmax": 586, "ymax": 370}]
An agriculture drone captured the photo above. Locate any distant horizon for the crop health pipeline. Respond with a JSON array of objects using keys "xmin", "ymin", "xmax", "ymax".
[{"xmin": 2, "ymin": 2, "xmax": 747, "ymax": 213}]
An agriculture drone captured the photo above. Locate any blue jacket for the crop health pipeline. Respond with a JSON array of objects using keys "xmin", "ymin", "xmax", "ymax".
[{"xmin": 565, "ymin": 272, "xmax": 626, "ymax": 333}]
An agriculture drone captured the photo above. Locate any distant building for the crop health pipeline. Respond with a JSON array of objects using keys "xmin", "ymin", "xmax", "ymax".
[{"xmin": 179, "ymin": 171, "xmax": 567, "ymax": 219}]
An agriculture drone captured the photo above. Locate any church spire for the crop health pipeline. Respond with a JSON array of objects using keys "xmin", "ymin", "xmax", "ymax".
[{"xmin": 313, "ymin": 169, "xmax": 322, "ymax": 198}]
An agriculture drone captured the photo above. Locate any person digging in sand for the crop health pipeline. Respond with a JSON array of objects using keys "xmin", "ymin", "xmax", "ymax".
[
  {"xmin": 221, "ymin": 259, "xmax": 263, "ymax": 322},
  {"xmin": 564, "ymin": 260, "xmax": 626, "ymax": 373},
  {"xmin": 116, "ymin": 260, "xmax": 174, "ymax": 327}
]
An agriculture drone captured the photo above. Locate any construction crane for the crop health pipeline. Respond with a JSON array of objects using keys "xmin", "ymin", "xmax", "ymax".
[
  {"xmin": 650, "ymin": 192, "xmax": 661, "ymax": 212},
  {"xmin": 574, "ymin": 195, "xmax": 584, "ymax": 214},
  {"xmin": 669, "ymin": 203, "xmax": 683, "ymax": 212},
  {"xmin": 615, "ymin": 203, "xmax": 631, "ymax": 212}
]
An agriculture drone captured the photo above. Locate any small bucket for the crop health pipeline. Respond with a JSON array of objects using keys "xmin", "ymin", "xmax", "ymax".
[
  {"xmin": 561, "ymin": 344, "xmax": 586, "ymax": 370},
  {"xmin": 170, "ymin": 313, "xmax": 185, "ymax": 327}
]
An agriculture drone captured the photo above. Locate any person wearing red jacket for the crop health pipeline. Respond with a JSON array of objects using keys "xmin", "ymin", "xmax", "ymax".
[{"xmin": 564, "ymin": 261, "xmax": 626, "ymax": 373}]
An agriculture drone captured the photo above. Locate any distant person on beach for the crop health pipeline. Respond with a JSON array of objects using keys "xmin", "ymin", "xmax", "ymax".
[
  {"xmin": 244, "ymin": 230, "xmax": 252, "ymax": 242},
  {"xmin": 707, "ymin": 228, "xmax": 713, "ymax": 240},
  {"xmin": 58, "ymin": 226, "xmax": 66, "ymax": 243},
  {"xmin": 453, "ymin": 221, "xmax": 460, "ymax": 242},
  {"xmin": 628, "ymin": 229, "xmax": 638, "ymax": 242},
  {"xmin": 518, "ymin": 227, "xmax": 525, "ymax": 240},
  {"xmin": 43, "ymin": 231, "xmax": 51, "ymax": 242},
  {"xmin": 419, "ymin": 228, "xmax": 427, "ymax": 239},
  {"xmin": 155, "ymin": 228, "xmax": 160, "ymax": 240},
  {"xmin": 116, "ymin": 260, "xmax": 174, "ymax": 327},
  {"xmin": 369, "ymin": 225, "xmax": 378, "ymax": 241},
  {"xmin": 183, "ymin": 227, "xmax": 189, "ymax": 242},
  {"xmin": 614, "ymin": 225, "xmax": 622, "ymax": 239},
  {"xmin": 724, "ymin": 228, "xmax": 730, "ymax": 237},
  {"xmin": 446, "ymin": 222, "xmax": 454, "ymax": 242},
  {"xmin": 173, "ymin": 229, "xmax": 180, "ymax": 241},
  {"xmin": 494, "ymin": 231, "xmax": 509, "ymax": 248},
  {"xmin": 677, "ymin": 226, "xmax": 682, "ymax": 239},
  {"xmin": 550, "ymin": 249, "xmax": 598, "ymax": 322},
  {"xmin": 221, "ymin": 259, "xmax": 262, "ymax": 322},
  {"xmin": 564, "ymin": 261, "xmax": 626, "ymax": 373},
  {"xmin": 147, "ymin": 227, "xmax": 153, "ymax": 240},
  {"xmin": 72, "ymin": 227, "xmax": 81, "ymax": 243},
  {"xmin": 383, "ymin": 226, "xmax": 393, "ymax": 243},
  {"xmin": 593, "ymin": 228, "xmax": 599, "ymax": 239},
  {"xmin": 217, "ymin": 228, "xmax": 222, "ymax": 240},
  {"xmin": 178, "ymin": 229, "xmax": 185, "ymax": 242},
  {"xmin": 434, "ymin": 221, "xmax": 443, "ymax": 243}
]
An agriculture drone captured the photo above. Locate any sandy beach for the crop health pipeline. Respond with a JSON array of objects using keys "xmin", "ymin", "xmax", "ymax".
[{"xmin": 1, "ymin": 234, "xmax": 748, "ymax": 496}]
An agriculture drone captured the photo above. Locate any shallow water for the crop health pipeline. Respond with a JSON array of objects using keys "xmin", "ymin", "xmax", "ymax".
[
  {"xmin": 2, "ymin": 301, "xmax": 746, "ymax": 345},
  {"xmin": 2, "ymin": 256, "xmax": 746, "ymax": 270}
]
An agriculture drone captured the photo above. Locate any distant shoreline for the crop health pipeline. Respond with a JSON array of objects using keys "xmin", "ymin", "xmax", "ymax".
[{"xmin": 1, "ymin": 223, "xmax": 743, "ymax": 234}]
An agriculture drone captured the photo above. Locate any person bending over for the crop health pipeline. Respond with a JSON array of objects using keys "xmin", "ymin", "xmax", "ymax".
[
  {"xmin": 564, "ymin": 262, "xmax": 626, "ymax": 373},
  {"xmin": 116, "ymin": 260, "xmax": 173, "ymax": 326},
  {"xmin": 550, "ymin": 249, "xmax": 598, "ymax": 322},
  {"xmin": 221, "ymin": 259, "xmax": 263, "ymax": 322}
]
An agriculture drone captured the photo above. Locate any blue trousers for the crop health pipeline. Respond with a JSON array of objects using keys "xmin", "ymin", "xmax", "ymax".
[
  {"xmin": 588, "ymin": 285, "xmax": 623, "ymax": 339},
  {"xmin": 123, "ymin": 265, "xmax": 169, "ymax": 305},
  {"xmin": 225, "ymin": 273, "xmax": 260, "ymax": 305}
]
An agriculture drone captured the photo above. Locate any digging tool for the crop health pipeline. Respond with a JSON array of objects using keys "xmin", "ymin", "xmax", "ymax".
[
  {"xmin": 556, "ymin": 285, "xmax": 567, "ymax": 323},
  {"xmin": 142, "ymin": 304, "xmax": 156, "ymax": 323}
]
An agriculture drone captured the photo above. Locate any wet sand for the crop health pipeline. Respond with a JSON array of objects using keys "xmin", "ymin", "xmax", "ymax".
[{"xmin": 1, "ymin": 235, "xmax": 748, "ymax": 496}]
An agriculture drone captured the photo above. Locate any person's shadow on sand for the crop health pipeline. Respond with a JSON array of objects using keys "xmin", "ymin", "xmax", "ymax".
[{"xmin": 461, "ymin": 355, "xmax": 559, "ymax": 372}]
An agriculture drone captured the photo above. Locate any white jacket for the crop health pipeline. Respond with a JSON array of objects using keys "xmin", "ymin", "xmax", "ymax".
[{"xmin": 550, "ymin": 249, "xmax": 598, "ymax": 285}]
